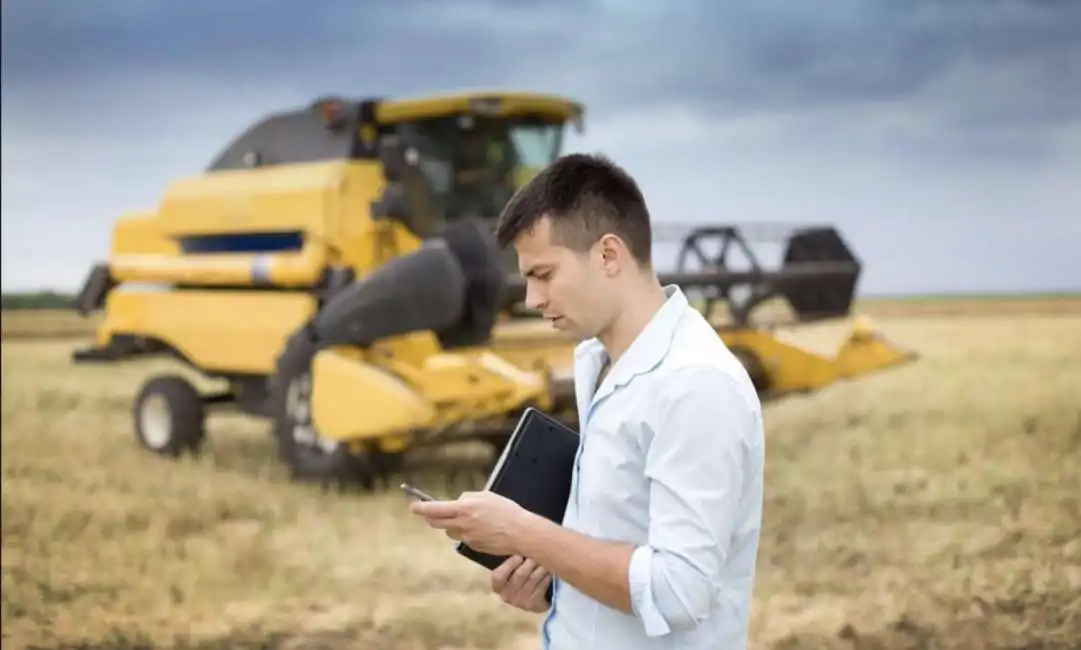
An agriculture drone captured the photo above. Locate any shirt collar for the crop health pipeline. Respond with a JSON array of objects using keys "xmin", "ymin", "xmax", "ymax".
[{"xmin": 576, "ymin": 284, "xmax": 688, "ymax": 392}]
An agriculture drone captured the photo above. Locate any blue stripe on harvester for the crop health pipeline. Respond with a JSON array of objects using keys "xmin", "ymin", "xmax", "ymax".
[{"xmin": 178, "ymin": 231, "xmax": 305, "ymax": 254}]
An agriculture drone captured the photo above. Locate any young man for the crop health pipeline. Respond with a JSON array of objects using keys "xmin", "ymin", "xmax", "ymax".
[{"xmin": 410, "ymin": 153, "xmax": 765, "ymax": 649}]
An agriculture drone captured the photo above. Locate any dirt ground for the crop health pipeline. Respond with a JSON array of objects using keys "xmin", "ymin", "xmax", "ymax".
[{"xmin": 2, "ymin": 307, "xmax": 1080, "ymax": 649}]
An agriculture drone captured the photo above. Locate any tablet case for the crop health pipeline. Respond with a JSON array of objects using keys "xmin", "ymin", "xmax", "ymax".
[{"xmin": 455, "ymin": 406, "xmax": 580, "ymax": 571}]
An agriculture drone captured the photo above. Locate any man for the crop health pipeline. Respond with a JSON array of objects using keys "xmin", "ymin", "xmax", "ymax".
[{"xmin": 411, "ymin": 153, "xmax": 765, "ymax": 649}]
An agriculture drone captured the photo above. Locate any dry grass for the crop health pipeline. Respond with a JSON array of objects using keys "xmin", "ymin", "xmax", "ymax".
[{"xmin": 2, "ymin": 308, "xmax": 1081, "ymax": 649}]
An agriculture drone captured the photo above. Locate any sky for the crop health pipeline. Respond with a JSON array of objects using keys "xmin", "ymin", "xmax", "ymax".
[{"xmin": 2, "ymin": 0, "xmax": 1080, "ymax": 296}]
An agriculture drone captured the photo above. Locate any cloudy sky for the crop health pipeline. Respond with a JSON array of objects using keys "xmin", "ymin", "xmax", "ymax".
[{"xmin": 3, "ymin": 0, "xmax": 1079, "ymax": 295}]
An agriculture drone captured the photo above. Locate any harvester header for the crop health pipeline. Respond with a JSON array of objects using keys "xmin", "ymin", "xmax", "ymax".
[{"xmin": 503, "ymin": 222, "xmax": 864, "ymax": 329}]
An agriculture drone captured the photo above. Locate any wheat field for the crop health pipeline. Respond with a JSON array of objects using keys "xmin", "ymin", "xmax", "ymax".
[{"xmin": 2, "ymin": 303, "xmax": 1080, "ymax": 649}]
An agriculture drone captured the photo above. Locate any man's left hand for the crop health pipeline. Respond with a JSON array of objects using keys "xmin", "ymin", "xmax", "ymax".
[{"xmin": 409, "ymin": 490, "xmax": 531, "ymax": 556}]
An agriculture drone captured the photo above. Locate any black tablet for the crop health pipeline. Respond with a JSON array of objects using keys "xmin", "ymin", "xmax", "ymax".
[{"xmin": 455, "ymin": 407, "xmax": 580, "ymax": 570}]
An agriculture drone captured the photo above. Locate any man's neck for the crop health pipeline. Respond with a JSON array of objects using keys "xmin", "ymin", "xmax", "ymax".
[{"xmin": 598, "ymin": 274, "xmax": 667, "ymax": 365}]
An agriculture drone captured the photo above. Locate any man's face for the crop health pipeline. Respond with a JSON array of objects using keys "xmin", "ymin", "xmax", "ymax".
[{"xmin": 513, "ymin": 217, "xmax": 615, "ymax": 341}]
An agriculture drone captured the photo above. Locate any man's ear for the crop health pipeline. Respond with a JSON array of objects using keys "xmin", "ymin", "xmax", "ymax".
[{"xmin": 598, "ymin": 233, "xmax": 625, "ymax": 276}]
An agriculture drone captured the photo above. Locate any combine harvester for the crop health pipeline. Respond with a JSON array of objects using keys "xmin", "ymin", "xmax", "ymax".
[{"xmin": 70, "ymin": 91, "xmax": 917, "ymax": 489}]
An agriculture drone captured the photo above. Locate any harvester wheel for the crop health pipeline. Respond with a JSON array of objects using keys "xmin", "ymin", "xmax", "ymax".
[
  {"xmin": 268, "ymin": 326, "xmax": 376, "ymax": 490},
  {"xmin": 730, "ymin": 347, "xmax": 770, "ymax": 394},
  {"xmin": 133, "ymin": 374, "xmax": 206, "ymax": 457}
]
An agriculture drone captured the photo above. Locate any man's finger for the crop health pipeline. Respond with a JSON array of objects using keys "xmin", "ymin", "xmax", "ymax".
[
  {"xmin": 505, "ymin": 557, "xmax": 536, "ymax": 594},
  {"xmin": 492, "ymin": 556, "xmax": 523, "ymax": 590},
  {"xmin": 535, "ymin": 582, "xmax": 553, "ymax": 611},
  {"xmin": 525, "ymin": 573, "xmax": 552, "ymax": 606},
  {"xmin": 418, "ymin": 513, "xmax": 462, "ymax": 531},
  {"xmin": 524, "ymin": 562, "xmax": 548, "ymax": 593},
  {"xmin": 409, "ymin": 500, "xmax": 463, "ymax": 518}
]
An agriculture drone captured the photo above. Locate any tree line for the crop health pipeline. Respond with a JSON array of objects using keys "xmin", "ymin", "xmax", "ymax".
[{"xmin": 1, "ymin": 291, "xmax": 77, "ymax": 310}]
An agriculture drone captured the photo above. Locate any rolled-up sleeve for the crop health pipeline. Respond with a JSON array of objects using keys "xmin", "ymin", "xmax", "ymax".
[{"xmin": 627, "ymin": 365, "xmax": 755, "ymax": 637}]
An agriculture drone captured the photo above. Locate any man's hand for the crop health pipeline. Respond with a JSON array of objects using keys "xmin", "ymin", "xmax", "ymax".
[
  {"xmin": 492, "ymin": 555, "xmax": 552, "ymax": 613},
  {"xmin": 409, "ymin": 490, "xmax": 532, "ymax": 556},
  {"xmin": 410, "ymin": 489, "xmax": 638, "ymax": 617}
]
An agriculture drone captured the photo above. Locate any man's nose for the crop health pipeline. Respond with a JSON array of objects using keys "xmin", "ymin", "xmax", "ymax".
[{"xmin": 525, "ymin": 283, "xmax": 547, "ymax": 311}]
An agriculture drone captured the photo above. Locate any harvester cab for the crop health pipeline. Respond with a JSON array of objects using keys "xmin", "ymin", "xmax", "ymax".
[{"xmin": 70, "ymin": 89, "xmax": 916, "ymax": 491}]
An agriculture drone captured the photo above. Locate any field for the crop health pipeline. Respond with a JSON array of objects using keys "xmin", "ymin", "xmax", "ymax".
[
  {"xmin": 2, "ymin": 300, "xmax": 1080, "ymax": 649},
  {"xmin": 5, "ymin": 295, "xmax": 1081, "ymax": 341}
]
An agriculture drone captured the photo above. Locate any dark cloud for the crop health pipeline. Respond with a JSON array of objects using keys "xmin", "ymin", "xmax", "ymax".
[
  {"xmin": 0, "ymin": 0, "xmax": 576, "ymax": 89},
  {"xmin": 4, "ymin": 0, "xmax": 1078, "ymax": 134},
  {"xmin": 2, "ymin": 0, "xmax": 1079, "ymax": 292},
  {"xmin": 1, "ymin": 0, "xmax": 361, "ymax": 82},
  {"xmin": 550, "ymin": 0, "xmax": 1081, "ymax": 129}
]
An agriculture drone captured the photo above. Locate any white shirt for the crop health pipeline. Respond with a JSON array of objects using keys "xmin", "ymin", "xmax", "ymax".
[{"xmin": 540, "ymin": 284, "xmax": 765, "ymax": 650}]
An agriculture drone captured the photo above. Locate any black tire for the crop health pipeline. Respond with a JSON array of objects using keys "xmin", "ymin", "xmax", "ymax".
[
  {"xmin": 133, "ymin": 374, "xmax": 206, "ymax": 457},
  {"xmin": 730, "ymin": 346, "xmax": 770, "ymax": 394},
  {"xmin": 267, "ymin": 325, "xmax": 379, "ymax": 489}
]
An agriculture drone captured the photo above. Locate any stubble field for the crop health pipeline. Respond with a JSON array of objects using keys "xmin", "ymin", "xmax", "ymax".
[{"xmin": 2, "ymin": 299, "xmax": 1080, "ymax": 649}]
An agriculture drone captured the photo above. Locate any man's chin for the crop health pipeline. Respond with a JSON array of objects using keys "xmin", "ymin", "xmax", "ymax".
[
  {"xmin": 550, "ymin": 319, "xmax": 592, "ymax": 341},
  {"xmin": 548, "ymin": 317, "xmax": 574, "ymax": 334}
]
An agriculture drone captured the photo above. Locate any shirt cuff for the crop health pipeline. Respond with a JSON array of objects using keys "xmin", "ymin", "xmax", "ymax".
[{"xmin": 628, "ymin": 544, "xmax": 672, "ymax": 637}]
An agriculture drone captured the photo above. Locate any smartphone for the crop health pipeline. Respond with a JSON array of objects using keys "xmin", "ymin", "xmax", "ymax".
[{"xmin": 400, "ymin": 482, "xmax": 436, "ymax": 502}]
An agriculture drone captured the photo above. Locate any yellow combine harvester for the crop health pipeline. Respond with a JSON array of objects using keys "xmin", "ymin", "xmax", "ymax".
[{"xmin": 71, "ymin": 90, "xmax": 916, "ymax": 488}]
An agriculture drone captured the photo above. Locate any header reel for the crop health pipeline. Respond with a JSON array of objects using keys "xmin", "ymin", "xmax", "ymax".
[
  {"xmin": 666, "ymin": 223, "xmax": 862, "ymax": 328},
  {"xmin": 500, "ymin": 222, "xmax": 863, "ymax": 329}
]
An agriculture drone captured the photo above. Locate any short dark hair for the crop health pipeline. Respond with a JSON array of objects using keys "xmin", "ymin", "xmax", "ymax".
[{"xmin": 494, "ymin": 152, "xmax": 653, "ymax": 267}]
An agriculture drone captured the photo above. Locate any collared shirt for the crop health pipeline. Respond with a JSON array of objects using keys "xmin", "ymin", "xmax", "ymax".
[{"xmin": 540, "ymin": 284, "xmax": 765, "ymax": 650}]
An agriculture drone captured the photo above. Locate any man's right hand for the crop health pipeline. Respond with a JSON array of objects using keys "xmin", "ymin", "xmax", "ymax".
[{"xmin": 491, "ymin": 555, "xmax": 552, "ymax": 613}]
